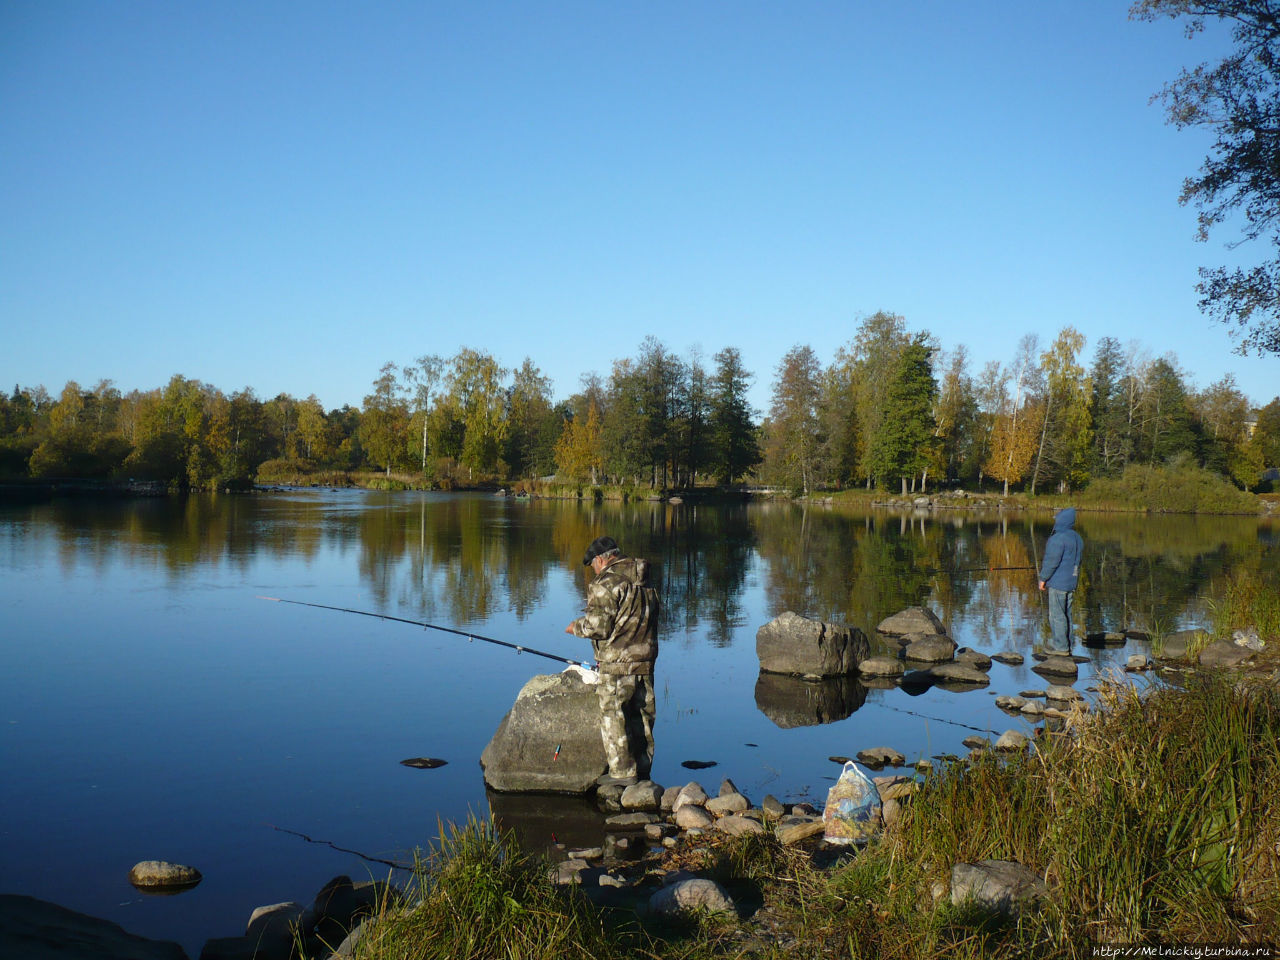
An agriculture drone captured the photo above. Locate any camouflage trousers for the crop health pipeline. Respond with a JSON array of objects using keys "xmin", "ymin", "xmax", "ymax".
[{"xmin": 595, "ymin": 671, "xmax": 655, "ymax": 780}]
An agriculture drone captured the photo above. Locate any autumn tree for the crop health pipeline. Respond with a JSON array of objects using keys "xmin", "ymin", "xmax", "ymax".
[
  {"xmin": 984, "ymin": 337, "xmax": 1044, "ymax": 495},
  {"xmin": 1031, "ymin": 326, "xmax": 1093, "ymax": 493},
  {"xmin": 360, "ymin": 363, "xmax": 410, "ymax": 476},
  {"xmin": 932, "ymin": 346, "xmax": 980, "ymax": 484},
  {"xmin": 763, "ymin": 345, "xmax": 825, "ymax": 495},
  {"xmin": 445, "ymin": 349, "xmax": 509, "ymax": 480},
  {"xmin": 555, "ymin": 400, "xmax": 603, "ymax": 483},
  {"xmin": 1195, "ymin": 373, "xmax": 1253, "ymax": 483}
]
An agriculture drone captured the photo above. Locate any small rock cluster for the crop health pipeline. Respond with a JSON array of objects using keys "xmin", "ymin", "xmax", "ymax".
[
  {"xmin": 869, "ymin": 606, "xmax": 994, "ymax": 689},
  {"xmin": 549, "ymin": 774, "xmax": 856, "ymax": 918}
]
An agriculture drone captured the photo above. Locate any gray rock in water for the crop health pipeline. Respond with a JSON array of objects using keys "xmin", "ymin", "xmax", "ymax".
[
  {"xmin": 718, "ymin": 778, "xmax": 740, "ymax": 797},
  {"xmin": 1020, "ymin": 700, "xmax": 1046, "ymax": 717},
  {"xmin": 1125, "ymin": 655, "xmax": 1151, "ymax": 672},
  {"xmin": 480, "ymin": 669, "xmax": 607, "ymax": 793},
  {"xmin": 1032, "ymin": 657, "xmax": 1078, "ymax": 680},
  {"xmin": 928, "ymin": 662, "xmax": 990, "ymax": 685},
  {"xmin": 1084, "ymin": 631, "xmax": 1127, "ymax": 647},
  {"xmin": 858, "ymin": 656, "xmax": 905, "ymax": 677},
  {"xmin": 0, "ymin": 894, "xmax": 188, "ymax": 960},
  {"xmin": 621, "ymin": 781, "xmax": 663, "ymax": 811},
  {"xmin": 877, "ymin": 606, "xmax": 947, "ymax": 637},
  {"xmin": 245, "ymin": 902, "xmax": 304, "ymax": 955},
  {"xmin": 762, "ymin": 794, "xmax": 786, "ymax": 818},
  {"xmin": 961, "ymin": 736, "xmax": 990, "ymax": 749},
  {"xmin": 857, "ymin": 746, "xmax": 906, "ymax": 767},
  {"xmin": 995, "ymin": 730, "xmax": 1029, "ymax": 752},
  {"xmin": 128, "ymin": 861, "xmax": 202, "ymax": 890},
  {"xmin": 1198, "ymin": 640, "xmax": 1257, "ymax": 670},
  {"xmin": 954, "ymin": 648, "xmax": 993, "ymax": 670},
  {"xmin": 991, "ymin": 651, "xmax": 1024, "ymax": 665},
  {"xmin": 756, "ymin": 612, "xmax": 868, "ymax": 677},
  {"xmin": 950, "ymin": 859, "xmax": 1047, "ymax": 916},
  {"xmin": 995, "ymin": 695, "xmax": 1027, "ymax": 711},
  {"xmin": 903, "ymin": 636, "xmax": 958, "ymax": 663},
  {"xmin": 1045, "ymin": 684, "xmax": 1083, "ymax": 702},
  {"xmin": 605, "ymin": 812, "xmax": 659, "ymax": 828},
  {"xmin": 648, "ymin": 878, "xmax": 736, "ymax": 919}
]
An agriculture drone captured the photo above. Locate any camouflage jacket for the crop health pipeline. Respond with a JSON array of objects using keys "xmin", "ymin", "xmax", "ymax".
[{"xmin": 569, "ymin": 556, "xmax": 659, "ymax": 675}]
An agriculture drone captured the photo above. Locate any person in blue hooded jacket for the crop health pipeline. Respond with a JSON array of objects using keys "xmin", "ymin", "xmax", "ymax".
[{"xmin": 1038, "ymin": 507, "xmax": 1084, "ymax": 653}]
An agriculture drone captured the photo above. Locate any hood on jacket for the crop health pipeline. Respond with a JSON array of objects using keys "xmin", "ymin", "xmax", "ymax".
[
  {"xmin": 602, "ymin": 555, "xmax": 650, "ymax": 585},
  {"xmin": 1053, "ymin": 507, "xmax": 1077, "ymax": 531}
]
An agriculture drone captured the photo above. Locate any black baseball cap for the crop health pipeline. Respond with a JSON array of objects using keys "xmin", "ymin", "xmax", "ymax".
[{"xmin": 583, "ymin": 536, "xmax": 619, "ymax": 566}]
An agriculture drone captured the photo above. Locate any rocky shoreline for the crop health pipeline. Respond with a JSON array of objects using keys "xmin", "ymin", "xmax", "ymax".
[{"xmin": 5, "ymin": 607, "xmax": 1272, "ymax": 960}]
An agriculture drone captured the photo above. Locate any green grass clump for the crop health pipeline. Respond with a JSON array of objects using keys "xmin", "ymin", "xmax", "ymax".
[
  {"xmin": 1079, "ymin": 457, "xmax": 1259, "ymax": 514},
  {"xmin": 819, "ymin": 677, "xmax": 1280, "ymax": 957},
  {"xmin": 348, "ymin": 817, "xmax": 656, "ymax": 960},
  {"xmin": 1209, "ymin": 569, "xmax": 1280, "ymax": 645}
]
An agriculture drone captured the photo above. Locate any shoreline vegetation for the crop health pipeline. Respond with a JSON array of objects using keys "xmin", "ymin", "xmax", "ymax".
[
  {"xmin": 3, "ymin": 328, "xmax": 1278, "ymax": 513},
  {"xmin": 4, "ymin": 458, "xmax": 1276, "ymax": 517},
  {"xmin": 275, "ymin": 635, "xmax": 1280, "ymax": 959}
]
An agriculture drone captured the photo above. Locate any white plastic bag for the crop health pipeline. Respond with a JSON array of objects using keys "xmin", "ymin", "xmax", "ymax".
[{"xmin": 822, "ymin": 761, "xmax": 882, "ymax": 844}]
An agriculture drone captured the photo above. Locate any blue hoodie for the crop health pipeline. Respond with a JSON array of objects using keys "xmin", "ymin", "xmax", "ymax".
[{"xmin": 1038, "ymin": 507, "xmax": 1083, "ymax": 591}]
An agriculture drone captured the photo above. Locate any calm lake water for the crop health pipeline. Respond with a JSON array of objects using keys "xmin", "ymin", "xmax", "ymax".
[{"xmin": 1, "ymin": 489, "xmax": 1275, "ymax": 954}]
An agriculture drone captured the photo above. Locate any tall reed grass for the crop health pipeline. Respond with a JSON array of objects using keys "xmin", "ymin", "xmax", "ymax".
[{"xmin": 348, "ymin": 678, "xmax": 1279, "ymax": 959}]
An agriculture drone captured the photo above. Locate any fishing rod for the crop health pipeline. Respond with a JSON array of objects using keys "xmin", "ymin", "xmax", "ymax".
[
  {"xmin": 257, "ymin": 596, "xmax": 590, "ymax": 668},
  {"xmin": 953, "ymin": 566, "xmax": 1038, "ymax": 573}
]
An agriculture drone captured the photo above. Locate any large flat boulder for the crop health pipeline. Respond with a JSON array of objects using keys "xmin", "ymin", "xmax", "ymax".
[
  {"xmin": 928, "ymin": 662, "xmax": 991, "ymax": 685},
  {"xmin": 756, "ymin": 612, "xmax": 867, "ymax": 678},
  {"xmin": 903, "ymin": 636, "xmax": 957, "ymax": 663},
  {"xmin": 1197, "ymin": 640, "xmax": 1257, "ymax": 670},
  {"xmin": 481, "ymin": 668, "xmax": 607, "ymax": 793},
  {"xmin": 0, "ymin": 894, "xmax": 188, "ymax": 960},
  {"xmin": 876, "ymin": 606, "xmax": 946, "ymax": 637}
]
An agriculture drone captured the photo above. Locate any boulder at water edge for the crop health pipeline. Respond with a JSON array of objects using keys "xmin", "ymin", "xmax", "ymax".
[
  {"xmin": 1157, "ymin": 628, "xmax": 1208, "ymax": 661},
  {"xmin": 481, "ymin": 668, "xmax": 607, "ymax": 793},
  {"xmin": 0, "ymin": 895, "xmax": 188, "ymax": 960},
  {"xmin": 755, "ymin": 611, "xmax": 868, "ymax": 678}
]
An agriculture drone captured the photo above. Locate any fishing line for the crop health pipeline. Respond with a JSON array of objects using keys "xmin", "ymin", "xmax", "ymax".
[
  {"xmin": 257, "ymin": 596, "xmax": 590, "ymax": 667},
  {"xmin": 265, "ymin": 824, "xmax": 414, "ymax": 870}
]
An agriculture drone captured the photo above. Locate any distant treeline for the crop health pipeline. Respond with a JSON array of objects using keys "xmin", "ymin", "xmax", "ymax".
[{"xmin": 3, "ymin": 314, "xmax": 1278, "ymax": 493}]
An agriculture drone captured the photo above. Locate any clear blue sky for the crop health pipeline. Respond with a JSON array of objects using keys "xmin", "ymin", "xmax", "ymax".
[{"xmin": 2, "ymin": 1, "xmax": 1275, "ymax": 415}]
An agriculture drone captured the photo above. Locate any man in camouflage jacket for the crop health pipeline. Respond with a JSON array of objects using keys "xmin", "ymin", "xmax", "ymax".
[{"xmin": 566, "ymin": 536, "xmax": 658, "ymax": 785}]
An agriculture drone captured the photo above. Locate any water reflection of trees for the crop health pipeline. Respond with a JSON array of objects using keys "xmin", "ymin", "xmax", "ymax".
[{"xmin": 16, "ymin": 493, "xmax": 1276, "ymax": 641}]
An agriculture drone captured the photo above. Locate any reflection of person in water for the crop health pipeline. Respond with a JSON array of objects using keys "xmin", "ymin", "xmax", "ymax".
[
  {"xmin": 1038, "ymin": 507, "xmax": 1084, "ymax": 654},
  {"xmin": 565, "ymin": 536, "xmax": 658, "ymax": 787}
]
